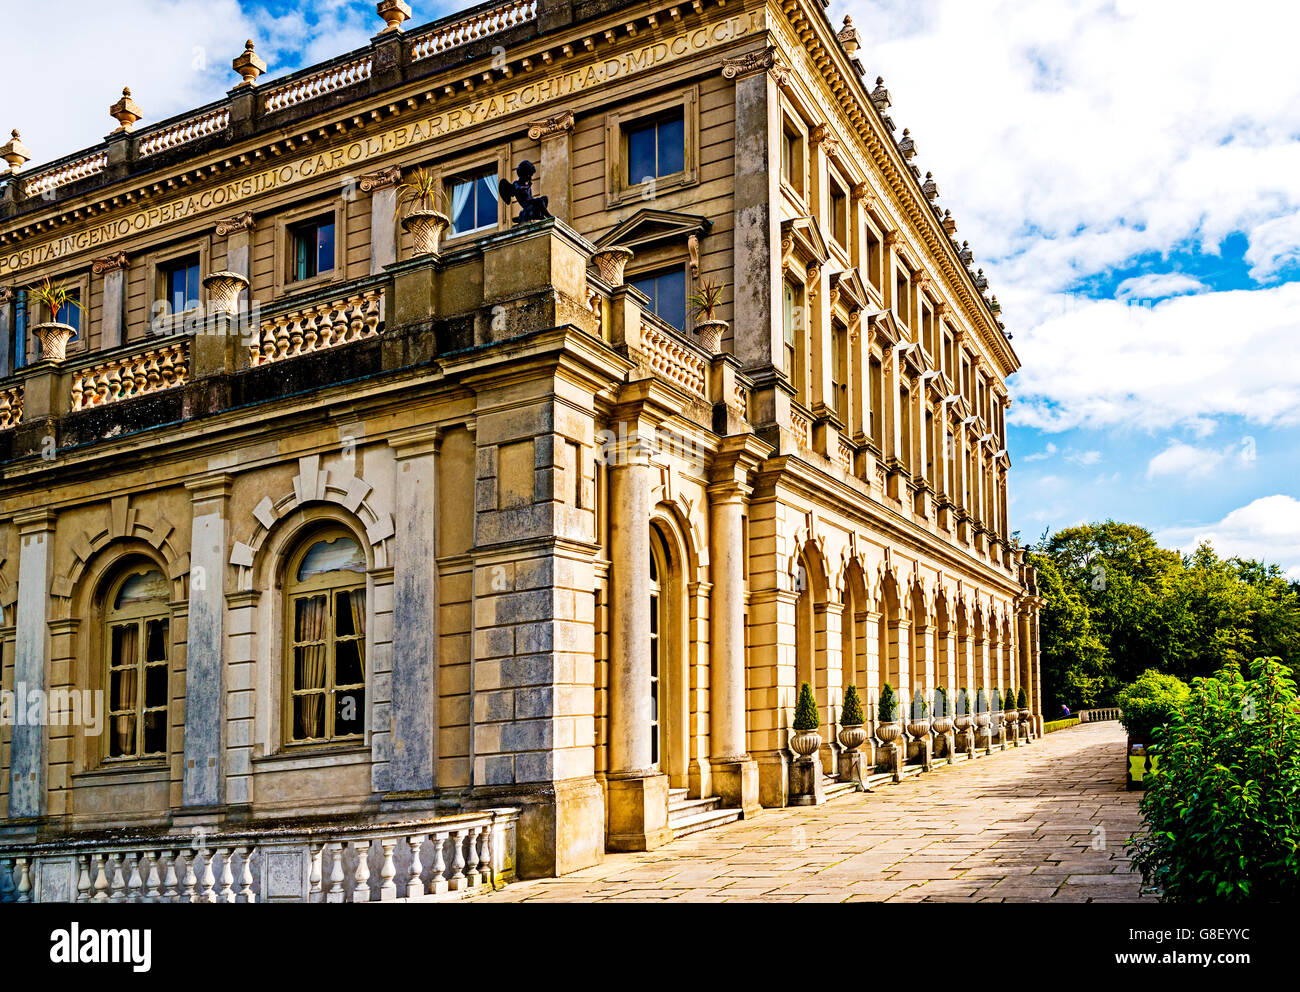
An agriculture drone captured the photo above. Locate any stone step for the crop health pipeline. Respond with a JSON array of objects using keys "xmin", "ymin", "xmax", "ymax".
[
  {"xmin": 668, "ymin": 794, "xmax": 723, "ymax": 817},
  {"xmin": 822, "ymin": 778, "xmax": 857, "ymax": 801},
  {"xmin": 669, "ymin": 805, "xmax": 743, "ymax": 840}
]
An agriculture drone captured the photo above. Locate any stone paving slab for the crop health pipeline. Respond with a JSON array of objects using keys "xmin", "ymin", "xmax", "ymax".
[{"xmin": 480, "ymin": 721, "xmax": 1155, "ymax": 903}]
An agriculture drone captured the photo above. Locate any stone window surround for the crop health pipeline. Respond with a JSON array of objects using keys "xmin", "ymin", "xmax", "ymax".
[
  {"xmin": 141, "ymin": 236, "xmax": 212, "ymax": 338},
  {"xmin": 272, "ymin": 197, "xmax": 347, "ymax": 300},
  {"xmin": 19, "ymin": 268, "xmax": 91, "ymax": 362},
  {"xmin": 624, "ymin": 245, "xmax": 691, "ymax": 332},
  {"xmin": 603, "ymin": 85, "xmax": 699, "ymax": 209},
  {"xmin": 425, "ymin": 145, "xmax": 510, "ymax": 252},
  {"xmin": 779, "ymin": 105, "xmax": 808, "ymax": 209}
]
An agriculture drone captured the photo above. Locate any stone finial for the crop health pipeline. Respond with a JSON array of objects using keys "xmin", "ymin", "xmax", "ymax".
[
  {"xmin": 232, "ymin": 40, "xmax": 267, "ymax": 88},
  {"xmin": 942, "ymin": 209, "xmax": 957, "ymax": 235},
  {"xmin": 974, "ymin": 268, "xmax": 989, "ymax": 291},
  {"xmin": 870, "ymin": 76, "xmax": 891, "ymax": 112},
  {"xmin": 109, "ymin": 87, "xmax": 143, "ymax": 133},
  {"xmin": 989, "ymin": 295, "xmax": 1002, "ymax": 315},
  {"xmin": 376, "ymin": 0, "xmax": 412, "ymax": 33},
  {"xmin": 921, "ymin": 171, "xmax": 939, "ymax": 201},
  {"xmin": 897, "ymin": 128, "xmax": 917, "ymax": 160},
  {"xmin": 958, "ymin": 240, "xmax": 974, "ymax": 266},
  {"xmin": 1, "ymin": 129, "xmax": 31, "ymax": 173},
  {"xmin": 838, "ymin": 16, "xmax": 861, "ymax": 57}
]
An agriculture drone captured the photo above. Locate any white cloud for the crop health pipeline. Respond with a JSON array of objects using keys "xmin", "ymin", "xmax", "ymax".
[
  {"xmin": 1146, "ymin": 442, "xmax": 1224, "ymax": 480},
  {"xmin": 1155, "ymin": 495, "xmax": 1300, "ymax": 579},
  {"xmin": 1067, "ymin": 449, "xmax": 1101, "ymax": 466},
  {"xmin": 1114, "ymin": 273, "xmax": 1205, "ymax": 301},
  {"xmin": 1022, "ymin": 441, "xmax": 1057, "ymax": 462},
  {"xmin": 833, "ymin": 0, "xmax": 1300, "ymax": 434},
  {"xmin": 0, "ymin": 0, "xmax": 380, "ymax": 169}
]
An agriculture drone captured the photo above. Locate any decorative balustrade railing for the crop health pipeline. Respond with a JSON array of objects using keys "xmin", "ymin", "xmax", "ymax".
[
  {"xmin": 70, "ymin": 340, "xmax": 189, "ymax": 412},
  {"xmin": 0, "ymin": 808, "xmax": 518, "ymax": 904},
  {"xmin": 262, "ymin": 54, "xmax": 373, "ymax": 114},
  {"xmin": 639, "ymin": 318, "xmax": 707, "ymax": 399},
  {"xmin": 1079, "ymin": 707, "xmax": 1122, "ymax": 723},
  {"xmin": 0, "ymin": 385, "xmax": 22, "ymax": 430},
  {"xmin": 137, "ymin": 105, "xmax": 231, "ymax": 158},
  {"xmin": 789, "ymin": 410, "xmax": 811, "ymax": 448},
  {"xmin": 249, "ymin": 288, "xmax": 384, "ymax": 366},
  {"xmin": 409, "ymin": 0, "xmax": 538, "ymax": 62},
  {"xmin": 23, "ymin": 149, "xmax": 109, "ymax": 198},
  {"xmin": 837, "ymin": 438, "xmax": 854, "ymax": 474}
]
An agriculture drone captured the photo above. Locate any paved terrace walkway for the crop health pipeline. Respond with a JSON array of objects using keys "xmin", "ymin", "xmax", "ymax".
[{"xmin": 482, "ymin": 721, "xmax": 1154, "ymax": 902}]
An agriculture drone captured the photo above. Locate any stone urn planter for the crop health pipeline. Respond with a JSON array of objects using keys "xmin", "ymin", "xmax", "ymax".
[
  {"xmin": 838, "ymin": 724, "xmax": 867, "ymax": 753},
  {"xmin": 202, "ymin": 271, "xmax": 249, "ymax": 315},
  {"xmin": 33, "ymin": 322, "xmax": 77, "ymax": 363},
  {"xmin": 790, "ymin": 728, "xmax": 822, "ymax": 758},
  {"xmin": 876, "ymin": 721, "xmax": 903, "ymax": 748},
  {"xmin": 693, "ymin": 318, "xmax": 727, "ymax": 355},
  {"xmin": 590, "ymin": 246, "xmax": 635, "ymax": 286},
  {"xmin": 1020, "ymin": 707, "xmax": 1032, "ymax": 739},
  {"xmin": 905, "ymin": 716, "xmax": 930, "ymax": 741},
  {"xmin": 401, "ymin": 209, "xmax": 450, "ymax": 256}
]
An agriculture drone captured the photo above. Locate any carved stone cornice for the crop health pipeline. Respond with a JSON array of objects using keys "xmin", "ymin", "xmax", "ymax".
[
  {"xmin": 720, "ymin": 45, "xmax": 791, "ymax": 87},
  {"xmin": 91, "ymin": 250, "xmax": 129, "ymax": 274},
  {"xmin": 215, "ymin": 210, "xmax": 255, "ymax": 236},
  {"xmin": 359, "ymin": 166, "xmax": 402, "ymax": 192},
  {"xmin": 527, "ymin": 109, "xmax": 575, "ymax": 140}
]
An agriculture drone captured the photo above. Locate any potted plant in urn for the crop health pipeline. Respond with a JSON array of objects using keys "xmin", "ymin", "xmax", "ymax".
[
  {"xmin": 1017, "ymin": 685, "xmax": 1031, "ymax": 739},
  {"xmin": 1003, "ymin": 688, "xmax": 1019, "ymax": 743},
  {"xmin": 906, "ymin": 687, "xmax": 931, "ymax": 741},
  {"xmin": 876, "ymin": 683, "xmax": 902, "ymax": 748},
  {"xmin": 975, "ymin": 687, "xmax": 991, "ymax": 750},
  {"xmin": 31, "ymin": 278, "xmax": 83, "ymax": 363},
  {"xmin": 838, "ymin": 684, "xmax": 867, "ymax": 753},
  {"xmin": 1115, "ymin": 669, "xmax": 1190, "ymax": 790},
  {"xmin": 688, "ymin": 276, "xmax": 727, "ymax": 354},
  {"xmin": 396, "ymin": 167, "xmax": 450, "ymax": 256},
  {"xmin": 931, "ymin": 687, "xmax": 953, "ymax": 758},
  {"xmin": 790, "ymin": 681, "xmax": 822, "ymax": 758}
]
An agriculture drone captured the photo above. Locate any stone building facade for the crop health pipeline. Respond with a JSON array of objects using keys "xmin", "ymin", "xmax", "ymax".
[{"xmin": 0, "ymin": 0, "xmax": 1042, "ymax": 884}]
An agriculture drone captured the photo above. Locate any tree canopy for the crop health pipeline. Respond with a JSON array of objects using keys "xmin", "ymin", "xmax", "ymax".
[{"xmin": 1027, "ymin": 522, "xmax": 1300, "ymax": 712}]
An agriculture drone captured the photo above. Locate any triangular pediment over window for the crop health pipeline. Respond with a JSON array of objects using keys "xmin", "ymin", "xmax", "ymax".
[
  {"xmin": 595, "ymin": 208, "xmax": 713, "ymax": 251},
  {"xmin": 781, "ymin": 215, "xmax": 830, "ymax": 269}
]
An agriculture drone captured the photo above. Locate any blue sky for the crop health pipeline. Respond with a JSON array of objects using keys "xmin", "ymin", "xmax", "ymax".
[{"xmin": 3, "ymin": 0, "xmax": 1298, "ymax": 575}]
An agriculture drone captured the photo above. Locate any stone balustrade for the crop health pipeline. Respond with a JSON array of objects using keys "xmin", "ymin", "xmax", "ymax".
[
  {"xmin": 639, "ymin": 318, "xmax": 707, "ymax": 399},
  {"xmin": 0, "ymin": 385, "xmax": 22, "ymax": 430},
  {"xmin": 1079, "ymin": 707, "xmax": 1121, "ymax": 723},
  {"xmin": 69, "ymin": 340, "xmax": 189, "ymax": 412},
  {"xmin": 0, "ymin": 808, "xmax": 518, "ymax": 904},
  {"xmin": 790, "ymin": 409, "xmax": 811, "ymax": 448},
  {"xmin": 23, "ymin": 149, "xmax": 109, "ymax": 198},
  {"xmin": 137, "ymin": 106, "xmax": 231, "ymax": 158},
  {"xmin": 248, "ymin": 288, "xmax": 384, "ymax": 366},
  {"xmin": 837, "ymin": 438, "xmax": 854, "ymax": 474},
  {"xmin": 409, "ymin": 0, "xmax": 538, "ymax": 61},
  {"xmin": 262, "ymin": 55, "xmax": 373, "ymax": 114}
]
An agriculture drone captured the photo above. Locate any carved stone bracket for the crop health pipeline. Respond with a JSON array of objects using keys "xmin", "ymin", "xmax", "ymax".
[
  {"xmin": 359, "ymin": 166, "xmax": 402, "ymax": 192},
  {"xmin": 809, "ymin": 124, "xmax": 842, "ymax": 163},
  {"xmin": 215, "ymin": 210, "xmax": 256, "ymax": 236},
  {"xmin": 720, "ymin": 46, "xmax": 791, "ymax": 88},
  {"xmin": 91, "ymin": 251, "xmax": 130, "ymax": 274},
  {"xmin": 527, "ymin": 110, "xmax": 575, "ymax": 140}
]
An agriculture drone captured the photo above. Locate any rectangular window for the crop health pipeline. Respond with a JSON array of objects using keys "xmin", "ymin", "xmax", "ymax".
[
  {"xmin": 895, "ymin": 272, "xmax": 910, "ymax": 328},
  {"xmin": 829, "ymin": 180, "xmax": 847, "ymax": 247},
  {"xmin": 630, "ymin": 267, "xmax": 687, "ymax": 333},
  {"xmin": 832, "ymin": 321, "xmax": 848, "ymax": 421},
  {"xmin": 50, "ymin": 287, "xmax": 82, "ymax": 345},
  {"xmin": 869, "ymin": 356, "xmax": 884, "ymax": 450},
  {"xmin": 162, "ymin": 255, "xmax": 201, "ymax": 317},
  {"xmin": 781, "ymin": 121, "xmax": 804, "ymax": 195},
  {"xmin": 865, "ymin": 223, "xmax": 882, "ymax": 291},
  {"xmin": 13, "ymin": 288, "xmax": 28, "ymax": 370},
  {"xmin": 448, "ymin": 168, "xmax": 499, "ymax": 237},
  {"xmin": 625, "ymin": 109, "xmax": 685, "ymax": 185},
  {"xmin": 900, "ymin": 385, "xmax": 912, "ymax": 471},
  {"xmin": 290, "ymin": 217, "xmax": 335, "ymax": 282}
]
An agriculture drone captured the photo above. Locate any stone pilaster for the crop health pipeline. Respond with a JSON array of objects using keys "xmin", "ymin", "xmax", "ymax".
[
  {"xmin": 385, "ymin": 426, "xmax": 441, "ymax": 796},
  {"xmin": 181, "ymin": 475, "xmax": 230, "ymax": 812},
  {"xmin": 529, "ymin": 111, "xmax": 574, "ymax": 223},
  {"xmin": 362, "ymin": 167, "xmax": 402, "ymax": 275},
  {"xmin": 92, "ymin": 251, "xmax": 129, "ymax": 350},
  {"xmin": 8, "ymin": 509, "xmax": 55, "ymax": 821}
]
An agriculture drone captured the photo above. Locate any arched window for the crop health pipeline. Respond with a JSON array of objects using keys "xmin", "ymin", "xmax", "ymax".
[
  {"xmin": 284, "ymin": 529, "xmax": 367, "ymax": 745},
  {"xmin": 104, "ymin": 564, "xmax": 170, "ymax": 760}
]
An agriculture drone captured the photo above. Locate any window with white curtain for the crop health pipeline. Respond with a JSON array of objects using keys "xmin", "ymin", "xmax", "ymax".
[
  {"xmin": 447, "ymin": 167, "xmax": 499, "ymax": 237},
  {"xmin": 284, "ymin": 529, "xmax": 367, "ymax": 745}
]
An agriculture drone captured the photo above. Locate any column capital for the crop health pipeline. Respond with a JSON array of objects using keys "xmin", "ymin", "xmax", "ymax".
[
  {"xmin": 359, "ymin": 165, "xmax": 402, "ymax": 192},
  {"xmin": 14, "ymin": 507, "xmax": 56, "ymax": 535},
  {"xmin": 215, "ymin": 210, "xmax": 256, "ymax": 236},
  {"xmin": 527, "ymin": 109, "xmax": 575, "ymax": 140},
  {"xmin": 720, "ymin": 45, "xmax": 791, "ymax": 87},
  {"xmin": 185, "ymin": 472, "xmax": 234, "ymax": 505},
  {"xmin": 708, "ymin": 434, "xmax": 772, "ymax": 493},
  {"xmin": 91, "ymin": 250, "xmax": 130, "ymax": 274},
  {"xmin": 388, "ymin": 423, "xmax": 442, "ymax": 459}
]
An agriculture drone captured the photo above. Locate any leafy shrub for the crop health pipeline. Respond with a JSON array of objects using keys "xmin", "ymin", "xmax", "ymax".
[
  {"xmin": 1130, "ymin": 658, "xmax": 1300, "ymax": 902},
  {"xmin": 975, "ymin": 688, "xmax": 988, "ymax": 714},
  {"xmin": 1017, "ymin": 685, "xmax": 1028, "ymax": 709},
  {"xmin": 957, "ymin": 687, "xmax": 970, "ymax": 716},
  {"xmin": 910, "ymin": 687, "xmax": 928, "ymax": 719},
  {"xmin": 842, "ymin": 684, "xmax": 865, "ymax": 726},
  {"xmin": 1116, "ymin": 669, "xmax": 1191, "ymax": 742},
  {"xmin": 879, "ymin": 683, "xmax": 899, "ymax": 722},
  {"xmin": 793, "ymin": 681, "xmax": 820, "ymax": 732},
  {"xmin": 933, "ymin": 686, "xmax": 949, "ymax": 717}
]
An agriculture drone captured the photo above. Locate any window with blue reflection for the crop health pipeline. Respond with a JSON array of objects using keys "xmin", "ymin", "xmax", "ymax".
[
  {"xmin": 163, "ymin": 256, "xmax": 201, "ymax": 316},
  {"xmin": 630, "ymin": 267, "xmax": 687, "ymax": 332},
  {"xmin": 291, "ymin": 217, "xmax": 335, "ymax": 282},
  {"xmin": 449, "ymin": 169, "xmax": 499, "ymax": 236},
  {"xmin": 625, "ymin": 110, "xmax": 685, "ymax": 185}
]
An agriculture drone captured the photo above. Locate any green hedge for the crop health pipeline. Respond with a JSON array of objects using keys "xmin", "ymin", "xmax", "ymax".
[
  {"xmin": 1043, "ymin": 717, "xmax": 1080, "ymax": 733},
  {"xmin": 1115, "ymin": 669, "xmax": 1190, "ymax": 742}
]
